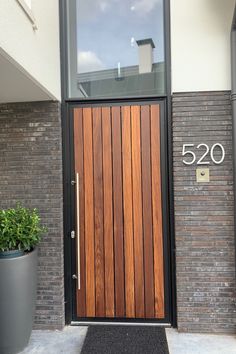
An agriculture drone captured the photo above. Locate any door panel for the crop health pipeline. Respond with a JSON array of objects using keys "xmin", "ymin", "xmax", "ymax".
[
  {"xmin": 93, "ymin": 107, "xmax": 105, "ymax": 317},
  {"xmin": 141, "ymin": 105, "xmax": 155, "ymax": 318},
  {"xmin": 74, "ymin": 108, "xmax": 86, "ymax": 317},
  {"xmin": 102, "ymin": 107, "xmax": 115, "ymax": 317},
  {"xmin": 73, "ymin": 103, "xmax": 165, "ymax": 319},
  {"xmin": 122, "ymin": 106, "xmax": 135, "ymax": 318},
  {"xmin": 83, "ymin": 108, "xmax": 95, "ymax": 317},
  {"xmin": 131, "ymin": 106, "xmax": 145, "ymax": 318},
  {"xmin": 111, "ymin": 106, "xmax": 125, "ymax": 317},
  {"xmin": 151, "ymin": 105, "xmax": 165, "ymax": 318}
]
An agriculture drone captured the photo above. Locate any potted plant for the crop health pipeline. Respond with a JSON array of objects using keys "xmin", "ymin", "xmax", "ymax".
[{"xmin": 0, "ymin": 204, "xmax": 46, "ymax": 354}]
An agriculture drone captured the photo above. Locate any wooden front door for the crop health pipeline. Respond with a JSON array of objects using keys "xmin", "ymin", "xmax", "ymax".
[{"xmin": 73, "ymin": 103, "xmax": 165, "ymax": 319}]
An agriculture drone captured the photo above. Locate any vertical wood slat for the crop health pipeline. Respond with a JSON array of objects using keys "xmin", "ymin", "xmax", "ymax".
[
  {"xmin": 83, "ymin": 108, "xmax": 95, "ymax": 317},
  {"xmin": 151, "ymin": 104, "xmax": 165, "ymax": 318},
  {"xmin": 74, "ymin": 108, "xmax": 86, "ymax": 317},
  {"xmin": 93, "ymin": 107, "xmax": 105, "ymax": 317},
  {"xmin": 122, "ymin": 106, "xmax": 135, "ymax": 318},
  {"xmin": 112, "ymin": 106, "xmax": 125, "ymax": 317},
  {"xmin": 102, "ymin": 107, "xmax": 115, "ymax": 317},
  {"xmin": 141, "ymin": 105, "xmax": 155, "ymax": 318},
  {"xmin": 131, "ymin": 105, "xmax": 145, "ymax": 318}
]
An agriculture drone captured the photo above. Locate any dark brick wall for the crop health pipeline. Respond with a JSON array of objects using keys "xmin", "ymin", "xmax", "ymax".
[
  {"xmin": 1, "ymin": 95, "xmax": 235, "ymax": 333},
  {"xmin": 173, "ymin": 91, "xmax": 236, "ymax": 333},
  {"xmin": 0, "ymin": 101, "xmax": 64, "ymax": 330}
]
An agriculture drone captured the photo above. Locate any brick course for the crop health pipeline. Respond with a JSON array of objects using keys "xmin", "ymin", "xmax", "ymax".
[
  {"xmin": 0, "ymin": 101, "xmax": 64, "ymax": 329},
  {"xmin": 172, "ymin": 91, "xmax": 236, "ymax": 333}
]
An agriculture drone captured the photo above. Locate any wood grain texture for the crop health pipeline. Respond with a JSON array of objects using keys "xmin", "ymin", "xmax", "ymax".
[
  {"xmin": 93, "ymin": 107, "xmax": 105, "ymax": 317},
  {"xmin": 131, "ymin": 105, "xmax": 145, "ymax": 318},
  {"xmin": 112, "ymin": 106, "xmax": 125, "ymax": 317},
  {"xmin": 141, "ymin": 105, "xmax": 155, "ymax": 318},
  {"xmin": 102, "ymin": 107, "xmax": 115, "ymax": 317},
  {"xmin": 74, "ymin": 103, "xmax": 165, "ymax": 320},
  {"xmin": 121, "ymin": 106, "xmax": 135, "ymax": 318},
  {"xmin": 83, "ymin": 108, "xmax": 95, "ymax": 317},
  {"xmin": 74, "ymin": 108, "xmax": 86, "ymax": 317},
  {"xmin": 150, "ymin": 104, "xmax": 165, "ymax": 318}
]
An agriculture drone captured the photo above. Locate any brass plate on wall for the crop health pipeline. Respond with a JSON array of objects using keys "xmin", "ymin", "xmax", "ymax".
[{"xmin": 196, "ymin": 168, "xmax": 210, "ymax": 183}]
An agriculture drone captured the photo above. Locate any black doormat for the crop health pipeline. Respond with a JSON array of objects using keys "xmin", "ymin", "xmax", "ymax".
[{"xmin": 80, "ymin": 325, "xmax": 169, "ymax": 354}]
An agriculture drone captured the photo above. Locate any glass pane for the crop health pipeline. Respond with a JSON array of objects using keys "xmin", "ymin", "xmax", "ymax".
[{"xmin": 67, "ymin": 0, "xmax": 166, "ymax": 99}]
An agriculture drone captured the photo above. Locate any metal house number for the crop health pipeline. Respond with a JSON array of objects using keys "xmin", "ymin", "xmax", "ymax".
[{"xmin": 182, "ymin": 143, "xmax": 225, "ymax": 165}]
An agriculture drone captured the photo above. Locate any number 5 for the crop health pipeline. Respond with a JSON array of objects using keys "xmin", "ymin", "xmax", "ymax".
[{"xmin": 182, "ymin": 144, "xmax": 196, "ymax": 165}]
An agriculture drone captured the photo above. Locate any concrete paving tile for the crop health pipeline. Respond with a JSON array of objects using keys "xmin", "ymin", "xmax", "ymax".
[
  {"xmin": 166, "ymin": 328, "xmax": 236, "ymax": 354},
  {"xmin": 19, "ymin": 326, "xmax": 88, "ymax": 354}
]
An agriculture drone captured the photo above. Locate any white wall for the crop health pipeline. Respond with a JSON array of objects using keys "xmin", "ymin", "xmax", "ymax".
[
  {"xmin": 171, "ymin": 0, "xmax": 235, "ymax": 93},
  {"xmin": 0, "ymin": 0, "xmax": 61, "ymax": 101}
]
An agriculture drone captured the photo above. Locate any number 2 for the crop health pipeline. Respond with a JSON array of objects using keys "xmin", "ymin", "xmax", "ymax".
[{"xmin": 197, "ymin": 144, "xmax": 210, "ymax": 165}]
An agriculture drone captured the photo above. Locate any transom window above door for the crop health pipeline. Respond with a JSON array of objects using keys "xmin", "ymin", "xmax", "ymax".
[{"xmin": 66, "ymin": 0, "xmax": 166, "ymax": 99}]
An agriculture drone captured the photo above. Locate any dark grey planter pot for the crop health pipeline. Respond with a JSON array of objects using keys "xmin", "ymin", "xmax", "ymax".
[{"xmin": 0, "ymin": 248, "xmax": 38, "ymax": 354}]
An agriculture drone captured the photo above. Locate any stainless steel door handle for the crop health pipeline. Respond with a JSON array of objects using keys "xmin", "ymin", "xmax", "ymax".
[{"xmin": 76, "ymin": 172, "xmax": 81, "ymax": 289}]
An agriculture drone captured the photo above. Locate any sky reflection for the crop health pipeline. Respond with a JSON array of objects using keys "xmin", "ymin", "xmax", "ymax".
[{"xmin": 76, "ymin": 0, "xmax": 164, "ymax": 73}]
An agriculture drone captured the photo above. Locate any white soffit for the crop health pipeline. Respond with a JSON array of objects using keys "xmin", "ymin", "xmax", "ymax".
[{"xmin": 0, "ymin": 48, "xmax": 57, "ymax": 103}]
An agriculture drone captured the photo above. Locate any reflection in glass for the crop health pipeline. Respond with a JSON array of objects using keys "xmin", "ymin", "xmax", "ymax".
[{"xmin": 67, "ymin": 0, "xmax": 166, "ymax": 99}]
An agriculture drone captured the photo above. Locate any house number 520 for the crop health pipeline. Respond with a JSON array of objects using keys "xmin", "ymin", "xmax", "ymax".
[{"xmin": 182, "ymin": 143, "xmax": 225, "ymax": 165}]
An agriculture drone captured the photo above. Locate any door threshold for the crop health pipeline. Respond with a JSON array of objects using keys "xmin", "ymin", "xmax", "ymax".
[{"xmin": 71, "ymin": 321, "xmax": 171, "ymax": 327}]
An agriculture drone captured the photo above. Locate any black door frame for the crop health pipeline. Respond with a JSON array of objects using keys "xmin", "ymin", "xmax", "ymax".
[
  {"xmin": 69, "ymin": 99, "xmax": 172, "ymax": 324},
  {"xmin": 59, "ymin": 0, "xmax": 177, "ymax": 326},
  {"xmin": 63, "ymin": 97, "xmax": 176, "ymax": 325}
]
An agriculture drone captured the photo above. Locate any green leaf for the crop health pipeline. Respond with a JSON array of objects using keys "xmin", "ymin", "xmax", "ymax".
[{"xmin": 0, "ymin": 203, "xmax": 47, "ymax": 252}]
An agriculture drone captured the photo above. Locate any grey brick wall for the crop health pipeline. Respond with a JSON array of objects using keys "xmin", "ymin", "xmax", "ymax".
[
  {"xmin": 0, "ymin": 101, "xmax": 64, "ymax": 330},
  {"xmin": 173, "ymin": 91, "xmax": 236, "ymax": 333}
]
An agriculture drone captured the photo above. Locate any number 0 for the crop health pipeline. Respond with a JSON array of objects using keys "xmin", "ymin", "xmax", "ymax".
[{"xmin": 210, "ymin": 143, "xmax": 225, "ymax": 164}]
